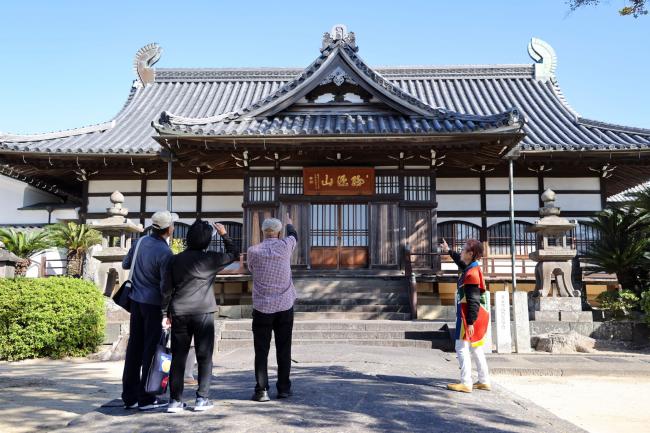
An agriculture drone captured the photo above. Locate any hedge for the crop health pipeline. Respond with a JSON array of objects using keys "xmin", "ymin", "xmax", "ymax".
[{"xmin": 0, "ymin": 277, "xmax": 105, "ymax": 361}]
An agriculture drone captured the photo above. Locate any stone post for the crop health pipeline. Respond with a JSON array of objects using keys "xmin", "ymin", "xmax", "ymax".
[
  {"xmin": 513, "ymin": 291, "xmax": 532, "ymax": 353},
  {"xmin": 494, "ymin": 290, "xmax": 512, "ymax": 353}
]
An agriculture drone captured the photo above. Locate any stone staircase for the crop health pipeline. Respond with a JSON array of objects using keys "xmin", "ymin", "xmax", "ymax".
[
  {"xmin": 217, "ymin": 276, "xmax": 454, "ymax": 351},
  {"xmin": 292, "ymin": 275, "xmax": 411, "ymax": 320},
  {"xmin": 218, "ymin": 319, "xmax": 454, "ymax": 351}
]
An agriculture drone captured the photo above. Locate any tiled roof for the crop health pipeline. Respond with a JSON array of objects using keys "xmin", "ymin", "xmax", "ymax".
[
  {"xmin": 1, "ymin": 35, "xmax": 649, "ymax": 155},
  {"xmin": 608, "ymin": 181, "xmax": 650, "ymax": 203},
  {"xmin": 157, "ymin": 112, "xmax": 518, "ymax": 136}
]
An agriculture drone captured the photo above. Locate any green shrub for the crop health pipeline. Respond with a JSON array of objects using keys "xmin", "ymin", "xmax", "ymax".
[
  {"xmin": 0, "ymin": 277, "xmax": 105, "ymax": 361},
  {"xmin": 595, "ymin": 289, "xmax": 640, "ymax": 319},
  {"xmin": 641, "ymin": 291, "xmax": 650, "ymax": 325}
]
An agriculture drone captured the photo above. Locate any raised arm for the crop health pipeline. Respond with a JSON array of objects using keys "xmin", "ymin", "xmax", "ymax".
[
  {"xmin": 207, "ymin": 223, "xmax": 240, "ymax": 271},
  {"xmin": 439, "ymin": 238, "xmax": 467, "ymax": 271}
]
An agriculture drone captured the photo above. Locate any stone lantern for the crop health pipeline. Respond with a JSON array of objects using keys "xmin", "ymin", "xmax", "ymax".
[
  {"xmin": 88, "ymin": 191, "xmax": 143, "ymax": 296},
  {"xmin": 0, "ymin": 241, "xmax": 20, "ymax": 278},
  {"xmin": 528, "ymin": 189, "xmax": 591, "ymax": 322}
]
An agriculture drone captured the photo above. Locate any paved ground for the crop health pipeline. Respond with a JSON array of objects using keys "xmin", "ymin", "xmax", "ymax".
[
  {"xmin": 0, "ymin": 345, "xmax": 598, "ymax": 433},
  {"xmin": 496, "ymin": 376, "xmax": 650, "ymax": 433}
]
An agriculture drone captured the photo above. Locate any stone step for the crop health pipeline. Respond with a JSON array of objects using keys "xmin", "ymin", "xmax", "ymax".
[
  {"xmin": 293, "ymin": 304, "xmax": 408, "ymax": 313},
  {"xmin": 293, "ymin": 278, "xmax": 406, "ymax": 292},
  {"xmin": 217, "ymin": 338, "xmax": 452, "ymax": 352},
  {"xmin": 294, "ymin": 312, "xmax": 411, "ymax": 320},
  {"xmin": 222, "ymin": 319, "xmax": 453, "ymax": 332},
  {"xmin": 220, "ymin": 329, "xmax": 449, "ymax": 340},
  {"xmin": 295, "ymin": 294, "xmax": 407, "ymax": 304}
]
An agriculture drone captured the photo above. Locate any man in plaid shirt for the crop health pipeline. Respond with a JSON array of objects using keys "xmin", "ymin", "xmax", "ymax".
[{"xmin": 247, "ymin": 214, "xmax": 297, "ymax": 402}]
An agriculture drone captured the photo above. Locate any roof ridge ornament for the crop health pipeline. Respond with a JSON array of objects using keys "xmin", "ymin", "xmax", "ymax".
[
  {"xmin": 322, "ymin": 24, "xmax": 357, "ymax": 52},
  {"xmin": 528, "ymin": 37, "xmax": 557, "ymax": 83},
  {"xmin": 133, "ymin": 43, "xmax": 162, "ymax": 88}
]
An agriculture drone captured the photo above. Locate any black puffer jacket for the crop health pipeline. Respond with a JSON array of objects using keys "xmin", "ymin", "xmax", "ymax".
[{"xmin": 161, "ymin": 235, "xmax": 239, "ymax": 317}]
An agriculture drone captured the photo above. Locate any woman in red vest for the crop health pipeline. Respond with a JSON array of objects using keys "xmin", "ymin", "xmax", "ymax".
[{"xmin": 441, "ymin": 238, "xmax": 491, "ymax": 393}]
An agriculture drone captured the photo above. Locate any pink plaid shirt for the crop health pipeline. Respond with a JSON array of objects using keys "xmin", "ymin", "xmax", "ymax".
[{"xmin": 247, "ymin": 233, "xmax": 297, "ymax": 314}]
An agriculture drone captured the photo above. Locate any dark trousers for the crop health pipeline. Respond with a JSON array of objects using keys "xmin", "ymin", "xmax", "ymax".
[
  {"xmin": 252, "ymin": 307, "xmax": 294, "ymax": 393},
  {"xmin": 122, "ymin": 300, "xmax": 162, "ymax": 406},
  {"xmin": 169, "ymin": 313, "xmax": 215, "ymax": 401}
]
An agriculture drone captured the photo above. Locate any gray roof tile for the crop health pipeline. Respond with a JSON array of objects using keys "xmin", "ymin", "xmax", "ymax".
[{"xmin": 1, "ymin": 42, "xmax": 649, "ymax": 155}]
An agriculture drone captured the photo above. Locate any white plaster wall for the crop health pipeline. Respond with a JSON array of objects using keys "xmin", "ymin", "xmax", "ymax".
[
  {"xmin": 202, "ymin": 196, "xmax": 244, "ymax": 212},
  {"xmin": 436, "ymin": 194, "xmax": 481, "ymax": 211},
  {"xmin": 437, "ymin": 178, "xmax": 480, "ymax": 191},
  {"xmin": 0, "ymin": 175, "xmax": 64, "ymax": 225},
  {"xmin": 51, "ymin": 209, "xmax": 79, "ymax": 221},
  {"xmin": 554, "ymin": 193, "xmax": 602, "ymax": 211},
  {"xmin": 486, "ymin": 217, "xmax": 538, "ymax": 226},
  {"xmin": 436, "ymin": 217, "xmax": 482, "ymax": 226},
  {"xmin": 88, "ymin": 180, "xmax": 140, "ymax": 193},
  {"xmin": 88, "ymin": 195, "xmax": 141, "ymax": 213},
  {"xmin": 146, "ymin": 196, "xmax": 196, "ymax": 212},
  {"xmin": 25, "ymin": 247, "xmax": 67, "ymax": 278},
  {"xmin": 202, "ymin": 179, "xmax": 244, "ymax": 192},
  {"xmin": 486, "ymin": 194, "xmax": 539, "ymax": 211},
  {"xmin": 147, "ymin": 179, "xmax": 197, "ymax": 193},
  {"xmin": 485, "ymin": 177, "xmax": 538, "ymax": 190},
  {"xmin": 544, "ymin": 177, "xmax": 600, "ymax": 191}
]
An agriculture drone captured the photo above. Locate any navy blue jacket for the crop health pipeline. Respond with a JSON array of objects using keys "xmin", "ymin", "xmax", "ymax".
[{"xmin": 122, "ymin": 235, "xmax": 173, "ymax": 306}]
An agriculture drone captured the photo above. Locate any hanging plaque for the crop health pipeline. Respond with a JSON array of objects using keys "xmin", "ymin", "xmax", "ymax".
[{"xmin": 304, "ymin": 167, "xmax": 374, "ymax": 196}]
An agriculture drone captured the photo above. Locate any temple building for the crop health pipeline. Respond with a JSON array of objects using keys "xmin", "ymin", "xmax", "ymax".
[{"xmin": 1, "ymin": 26, "xmax": 649, "ymax": 309}]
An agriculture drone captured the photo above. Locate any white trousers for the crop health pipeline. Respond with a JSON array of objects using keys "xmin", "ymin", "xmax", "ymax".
[{"xmin": 455, "ymin": 339, "xmax": 490, "ymax": 386}]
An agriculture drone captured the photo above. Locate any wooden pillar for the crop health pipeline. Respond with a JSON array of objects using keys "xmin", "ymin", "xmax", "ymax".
[
  {"xmin": 479, "ymin": 173, "xmax": 487, "ymax": 242},
  {"xmin": 80, "ymin": 180, "xmax": 89, "ymax": 223},
  {"xmin": 139, "ymin": 177, "xmax": 147, "ymax": 226},
  {"xmin": 196, "ymin": 175, "xmax": 203, "ymax": 219}
]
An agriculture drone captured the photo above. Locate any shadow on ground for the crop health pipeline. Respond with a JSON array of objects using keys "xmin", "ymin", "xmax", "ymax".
[{"xmin": 59, "ymin": 364, "xmax": 579, "ymax": 433}]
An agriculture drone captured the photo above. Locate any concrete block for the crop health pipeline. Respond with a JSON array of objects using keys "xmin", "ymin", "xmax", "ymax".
[
  {"xmin": 532, "ymin": 311, "xmax": 560, "ymax": 321},
  {"xmin": 569, "ymin": 321, "xmax": 595, "ymax": 337},
  {"xmin": 417, "ymin": 305, "xmax": 455, "ymax": 321},
  {"xmin": 241, "ymin": 305, "xmax": 253, "ymax": 318},
  {"xmin": 530, "ymin": 321, "xmax": 571, "ymax": 336},
  {"xmin": 513, "ymin": 291, "xmax": 532, "ymax": 353},
  {"xmin": 559, "ymin": 311, "xmax": 593, "ymax": 322},
  {"xmin": 218, "ymin": 305, "xmax": 242, "ymax": 319},
  {"xmin": 535, "ymin": 297, "xmax": 582, "ymax": 312}
]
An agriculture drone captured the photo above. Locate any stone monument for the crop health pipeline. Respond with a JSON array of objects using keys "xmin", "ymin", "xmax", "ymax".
[
  {"xmin": 88, "ymin": 191, "xmax": 143, "ymax": 296},
  {"xmin": 528, "ymin": 189, "xmax": 592, "ymax": 322}
]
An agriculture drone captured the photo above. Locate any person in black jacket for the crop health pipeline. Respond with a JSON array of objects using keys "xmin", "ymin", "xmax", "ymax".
[{"xmin": 161, "ymin": 220, "xmax": 239, "ymax": 413}]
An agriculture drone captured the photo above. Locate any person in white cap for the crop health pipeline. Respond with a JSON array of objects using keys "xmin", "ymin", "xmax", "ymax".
[{"xmin": 121, "ymin": 210, "xmax": 177, "ymax": 411}]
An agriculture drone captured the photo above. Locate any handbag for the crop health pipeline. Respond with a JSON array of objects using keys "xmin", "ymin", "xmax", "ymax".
[
  {"xmin": 112, "ymin": 236, "xmax": 145, "ymax": 312},
  {"xmin": 145, "ymin": 330, "xmax": 172, "ymax": 395}
]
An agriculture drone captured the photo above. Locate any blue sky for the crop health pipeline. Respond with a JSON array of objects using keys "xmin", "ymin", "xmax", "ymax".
[{"xmin": 0, "ymin": 0, "xmax": 648, "ymax": 133}]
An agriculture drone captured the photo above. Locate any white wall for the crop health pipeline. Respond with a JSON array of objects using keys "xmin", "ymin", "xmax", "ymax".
[{"xmin": 0, "ymin": 175, "xmax": 75, "ymax": 225}]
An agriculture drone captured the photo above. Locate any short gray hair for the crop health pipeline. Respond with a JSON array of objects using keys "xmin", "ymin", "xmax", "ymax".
[{"xmin": 261, "ymin": 218, "xmax": 283, "ymax": 235}]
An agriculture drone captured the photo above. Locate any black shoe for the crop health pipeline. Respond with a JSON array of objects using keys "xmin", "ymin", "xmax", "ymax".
[
  {"xmin": 251, "ymin": 390, "xmax": 270, "ymax": 402},
  {"xmin": 139, "ymin": 399, "xmax": 169, "ymax": 411},
  {"xmin": 277, "ymin": 390, "xmax": 293, "ymax": 399},
  {"xmin": 124, "ymin": 402, "xmax": 138, "ymax": 410}
]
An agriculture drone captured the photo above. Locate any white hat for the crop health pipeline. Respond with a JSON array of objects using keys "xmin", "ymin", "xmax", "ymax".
[{"xmin": 151, "ymin": 210, "xmax": 179, "ymax": 230}]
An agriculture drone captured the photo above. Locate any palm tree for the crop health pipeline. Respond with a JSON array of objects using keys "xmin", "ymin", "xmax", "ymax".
[
  {"xmin": 632, "ymin": 185, "xmax": 650, "ymax": 215},
  {"xmin": 46, "ymin": 222, "xmax": 102, "ymax": 277},
  {"xmin": 0, "ymin": 228, "xmax": 52, "ymax": 277},
  {"xmin": 583, "ymin": 207, "xmax": 650, "ymax": 295}
]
